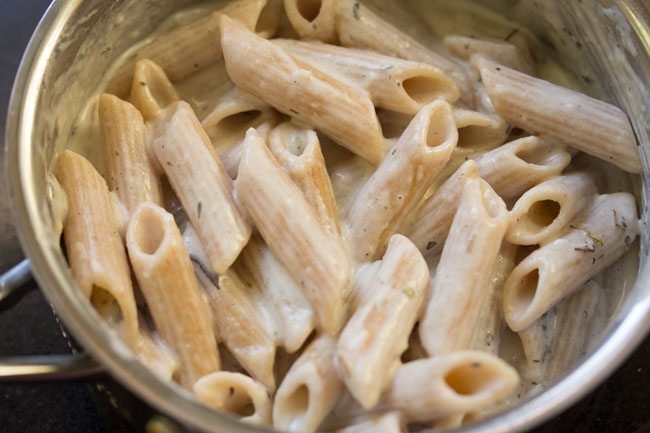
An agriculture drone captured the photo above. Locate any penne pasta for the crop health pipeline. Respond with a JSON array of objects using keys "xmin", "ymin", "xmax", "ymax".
[
  {"xmin": 218, "ymin": 121, "xmax": 274, "ymax": 179},
  {"xmin": 346, "ymin": 100, "xmax": 457, "ymax": 262},
  {"xmin": 269, "ymin": 121, "xmax": 340, "ymax": 235},
  {"xmin": 107, "ymin": 0, "xmax": 279, "ymax": 96},
  {"xmin": 273, "ymin": 336, "xmax": 344, "ymax": 433},
  {"xmin": 473, "ymin": 136, "xmax": 572, "ymax": 200},
  {"xmin": 236, "ymin": 128, "xmax": 350, "ymax": 334},
  {"xmin": 336, "ymin": 0, "xmax": 472, "ymax": 103},
  {"xmin": 453, "ymin": 108, "xmax": 508, "ymax": 155},
  {"xmin": 476, "ymin": 58, "xmax": 641, "ymax": 173},
  {"xmin": 284, "ymin": 0, "xmax": 338, "ymax": 42},
  {"xmin": 130, "ymin": 59, "xmax": 180, "ymax": 121},
  {"xmin": 420, "ymin": 177, "xmax": 508, "ymax": 356},
  {"xmin": 98, "ymin": 94, "xmax": 163, "ymax": 213},
  {"xmin": 445, "ymin": 35, "xmax": 535, "ymax": 74},
  {"xmin": 406, "ymin": 160, "xmax": 480, "ymax": 256},
  {"xmin": 507, "ymin": 172, "xmax": 597, "ymax": 246},
  {"xmin": 151, "ymin": 101, "xmax": 251, "ymax": 274},
  {"xmin": 220, "ymin": 15, "xmax": 385, "ymax": 165},
  {"xmin": 336, "ymin": 412, "xmax": 405, "ymax": 433},
  {"xmin": 233, "ymin": 234, "xmax": 314, "ymax": 353},
  {"xmin": 194, "ymin": 371, "xmax": 272, "ymax": 426},
  {"xmin": 274, "ymin": 38, "xmax": 460, "ymax": 112},
  {"xmin": 55, "ymin": 150, "xmax": 139, "ymax": 343},
  {"xmin": 503, "ymin": 193, "xmax": 639, "ymax": 332},
  {"xmin": 201, "ymin": 84, "xmax": 276, "ymax": 142},
  {"xmin": 197, "ymin": 270, "xmax": 276, "ymax": 391},
  {"xmin": 338, "ymin": 234, "xmax": 429, "ymax": 409},
  {"xmin": 385, "ymin": 351, "xmax": 519, "ymax": 422},
  {"xmin": 126, "ymin": 202, "xmax": 220, "ymax": 388},
  {"xmin": 471, "ymin": 241, "xmax": 519, "ymax": 354}
]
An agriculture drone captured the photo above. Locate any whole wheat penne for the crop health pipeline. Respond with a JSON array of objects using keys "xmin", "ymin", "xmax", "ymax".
[
  {"xmin": 273, "ymin": 336, "xmax": 344, "ymax": 433},
  {"xmin": 346, "ymin": 100, "xmax": 457, "ymax": 262},
  {"xmin": 194, "ymin": 371, "xmax": 272, "ymax": 426},
  {"xmin": 516, "ymin": 308, "xmax": 555, "ymax": 383},
  {"xmin": 445, "ymin": 35, "xmax": 535, "ymax": 75},
  {"xmin": 236, "ymin": 128, "xmax": 350, "ymax": 334},
  {"xmin": 420, "ymin": 177, "xmax": 508, "ymax": 356},
  {"xmin": 152, "ymin": 101, "xmax": 251, "ymax": 274},
  {"xmin": 274, "ymin": 39, "xmax": 460, "ymax": 112},
  {"xmin": 56, "ymin": 150, "xmax": 139, "ymax": 344},
  {"xmin": 336, "ymin": 0, "xmax": 472, "ymax": 104},
  {"xmin": 98, "ymin": 94, "xmax": 163, "ymax": 213},
  {"xmin": 218, "ymin": 121, "xmax": 274, "ymax": 179},
  {"xmin": 406, "ymin": 160, "xmax": 480, "ymax": 256},
  {"xmin": 471, "ymin": 241, "xmax": 518, "ymax": 354},
  {"xmin": 220, "ymin": 15, "xmax": 385, "ymax": 165},
  {"xmin": 126, "ymin": 202, "xmax": 220, "ymax": 388},
  {"xmin": 338, "ymin": 234, "xmax": 429, "ymax": 409},
  {"xmin": 453, "ymin": 108, "xmax": 508, "ymax": 155},
  {"xmin": 503, "ymin": 193, "xmax": 639, "ymax": 332},
  {"xmin": 543, "ymin": 280, "xmax": 604, "ymax": 383},
  {"xmin": 337, "ymin": 412, "xmax": 405, "ymax": 433},
  {"xmin": 202, "ymin": 84, "xmax": 275, "ymax": 141},
  {"xmin": 107, "ymin": 0, "xmax": 276, "ymax": 96},
  {"xmin": 507, "ymin": 172, "xmax": 597, "ymax": 246},
  {"xmin": 233, "ymin": 234, "xmax": 314, "ymax": 353},
  {"xmin": 284, "ymin": 0, "xmax": 338, "ymax": 42},
  {"xmin": 269, "ymin": 121, "xmax": 340, "ymax": 234},
  {"xmin": 473, "ymin": 136, "xmax": 571, "ymax": 200},
  {"xmin": 476, "ymin": 58, "xmax": 641, "ymax": 173},
  {"xmin": 385, "ymin": 351, "xmax": 519, "ymax": 422},
  {"xmin": 130, "ymin": 59, "xmax": 180, "ymax": 121},
  {"xmin": 196, "ymin": 270, "xmax": 276, "ymax": 390},
  {"xmin": 136, "ymin": 325, "xmax": 180, "ymax": 381}
]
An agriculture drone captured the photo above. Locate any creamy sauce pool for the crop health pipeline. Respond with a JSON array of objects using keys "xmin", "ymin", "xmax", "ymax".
[{"xmin": 60, "ymin": 0, "xmax": 640, "ymax": 404}]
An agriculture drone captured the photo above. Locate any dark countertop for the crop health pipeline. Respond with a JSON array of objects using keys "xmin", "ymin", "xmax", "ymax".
[{"xmin": 0, "ymin": 1, "xmax": 648, "ymax": 433}]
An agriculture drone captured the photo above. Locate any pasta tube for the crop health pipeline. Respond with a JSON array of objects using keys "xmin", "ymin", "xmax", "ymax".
[
  {"xmin": 477, "ymin": 58, "xmax": 641, "ymax": 173},
  {"xmin": 274, "ymin": 39, "xmax": 460, "ymax": 112},
  {"xmin": 126, "ymin": 202, "xmax": 220, "ymax": 388},
  {"xmin": 55, "ymin": 150, "xmax": 139, "ymax": 343},
  {"xmin": 503, "ymin": 193, "xmax": 639, "ymax": 331},
  {"xmin": 234, "ymin": 234, "xmax": 314, "ymax": 353},
  {"xmin": 453, "ymin": 108, "xmax": 508, "ymax": 155},
  {"xmin": 130, "ymin": 59, "xmax": 179, "ymax": 121},
  {"xmin": 385, "ymin": 351, "xmax": 519, "ymax": 422},
  {"xmin": 336, "ymin": 0, "xmax": 472, "ymax": 103},
  {"xmin": 406, "ymin": 160, "xmax": 480, "ymax": 257},
  {"xmin": 273, "ymin": 336, "xmax": 344, "ymax": 433},
  {"xmin": 338, "ymin": 234, "xmax": 429, "ymax": 408},
  {"xmin": 201, "ymin": 84, "xmax": 275, "ymax": 141},
  {"xmin": 471, "ymin": 241, "xmax": 518, "ymax": 354},
  {"xmin": 194, "ymin": 371, "xmax": 272, "ymax": 426},
  {"xmin": 98, "ymin": 94, "xmax": 163, "ymax": 213},
  {"xmin": 236, "ymin": 128, "xmax": 350, "ymax": 334},
  {"xmin": 444, "ymin": 35, "xmax": 535, "ymax": 74},
  {"xmin": 474, "ymin": 136, "xmax": 571, "ymax": 200},
  {"xmin": 107, "ymin": 0, "xmax": 278, "ymax": 95},
  {"xmin": 337, "ymin": 412, "xmax": 405, "ymax": 433},
  {"xmin": 198, "ymin": 271, "xmax": 276, "ymax": 390},
  {"xmin": 420, "ymin": 177, "xmax": 508, "ymax": 356},
  {"xmin": 346, "ymin": 100, "xmax": 457, "ymax": 262},
  {"xmin": 507, "ymin": 172, "xmax": 597, "ymax": 246},
  {"xmin": 269, "ymin": 121, "xmax": 340, "ymax": 234},
  {"xmin": 151, "ymin": 101, "xmax": 251, "ymax": 274},
  {"xmin": 284, "ymin": 0, "xmax": 338, "ymax": 42},
  {"xmin": 220, "ymin": 15, "xmax": 385, "ymax": 165}
]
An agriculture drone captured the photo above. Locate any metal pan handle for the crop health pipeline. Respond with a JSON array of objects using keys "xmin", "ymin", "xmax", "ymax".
[{"xmin": 0, "ymin": 259, "xmax": 103, "ymax": 381}]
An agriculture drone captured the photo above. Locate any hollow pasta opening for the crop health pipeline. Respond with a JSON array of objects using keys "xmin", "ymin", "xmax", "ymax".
[
  {"xmin": 479, "ymin": 181, "xmax": 504, "ymax": 219},
  {"xmin": 223, "ymin": 387, "xmax": 257, "ymax": 418},
  {"xmin": 296, "ymin": 0, "xmax": 322, "ymax": 22},
  {"xmin": 289, "ymin": 132, "xmax": 310, "ymax": 156},
  {"xmin": 512, "ymin": 268, "xmax": 539, "ymax": 315},
  {"xmin": 443, "ymin": 361, "xmax": 503, "ymax": 396},
  {"xmin": 217, "ymin": 110, "xmax": 264, "ymax": 135},
  {"xmin": 515, "ymin": 142, "xmax": 553, "ymax": 166},
  {"xmin": 141, "ymin": 65, "xmax": 177, "ymax": 110},
  {"xmin": 281, "ymin": 383, "xmax": 311, "ymax": 420},
  {"xmin": 133, "ymin": 207, "xmax": 167, "ymax": 255},
  {"xmin": 524, "ymin": 200, "xmax": 561, "ymax": 230},
  {"xmin": 402, "ymin": 75, "xmax": 444, "ymax": 105},
  {"xmin": 90, "ymin": 285, "xmax": 123, "ymax": 325},
  {"xmin": 425, "ymin": 106, "xmax": 453, "ymax": 149}
]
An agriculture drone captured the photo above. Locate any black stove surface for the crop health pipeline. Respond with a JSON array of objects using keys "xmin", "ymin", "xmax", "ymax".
[{"xmin": 0, "ymin": 1, "xmax": 648, "ymax": 432}]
